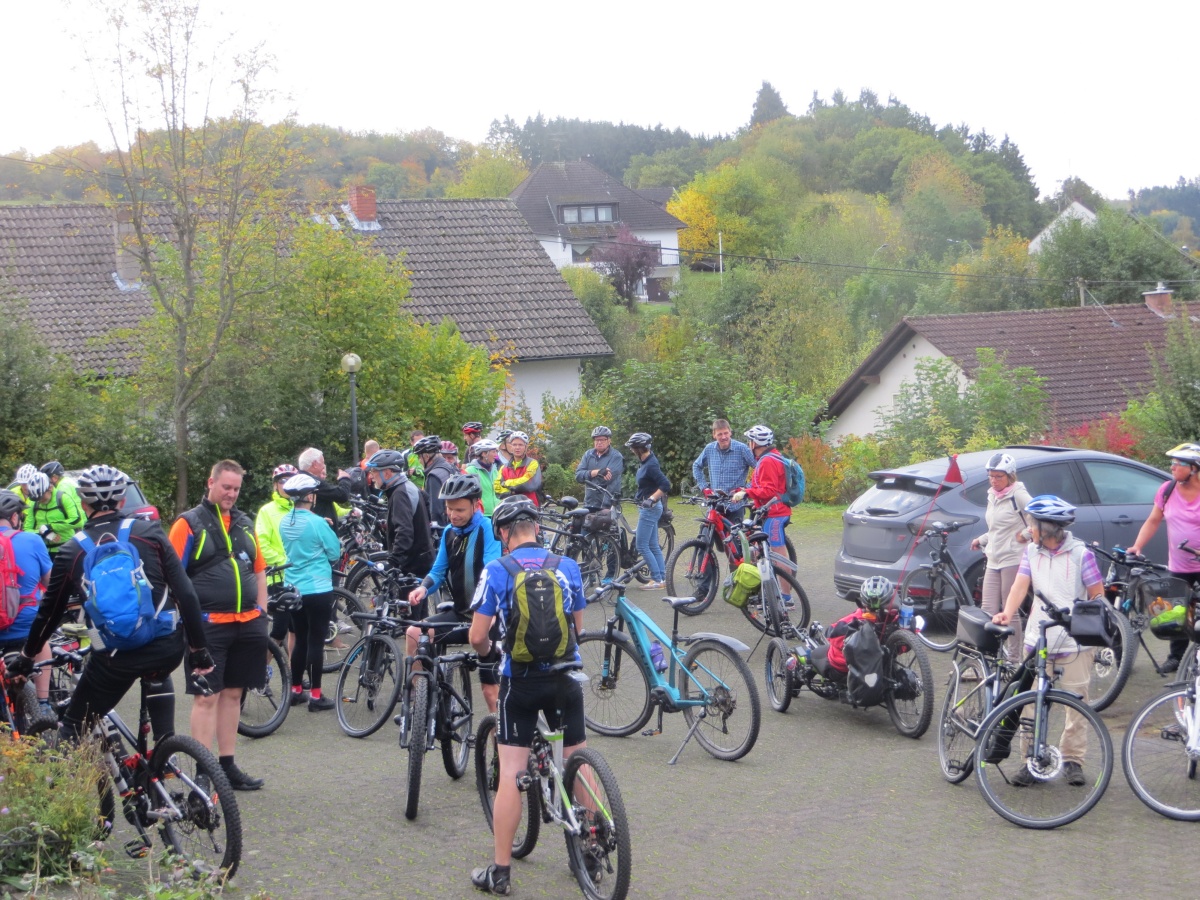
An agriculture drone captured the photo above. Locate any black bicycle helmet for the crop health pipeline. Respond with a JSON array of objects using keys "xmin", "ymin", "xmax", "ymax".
[
  {"xmin": 591, "ymin": 426, "xmax": 612, "ymax": 438},
  {"xmin": 496, "ymin": 430, "xmax": 513, "ymax": 444},
  {"xmin": 39, "ymin": 460, "xmax": 65, "ymax": 478},
  {"xmin": 440, "ymin": 472, "xmax": 482, "ymax": 501},
  {"xmin": 75, "ymin": 464, "xmax": 128, "ymax": 509},
  {"xmin": 366, "ymin": 449, "xmax": 407, "ymax": 469},
  {"xmin": 413, "ymin": 435, "xmax": 442, "ymax": 456},
  {"xmin": 625, "ymin": 432, "xmax": 652, "ymax": 450},
  {"xmin": 0, "ymin": 489, "xmax": 25, "ymax": 519},
  {"xmin": 491, "ymin": 496, "xmax": 539, "ymax": 539}
]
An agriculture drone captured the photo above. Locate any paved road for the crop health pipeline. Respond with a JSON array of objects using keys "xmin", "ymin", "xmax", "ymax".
[{"xmin": 109, "ymin": 525, "xmax": 1198, "ymax": 898}]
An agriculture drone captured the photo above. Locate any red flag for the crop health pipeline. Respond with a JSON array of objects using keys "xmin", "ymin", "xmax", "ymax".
[{"xmin": 944, "ymin": 454, "xmax": 964, "ymax": 485}]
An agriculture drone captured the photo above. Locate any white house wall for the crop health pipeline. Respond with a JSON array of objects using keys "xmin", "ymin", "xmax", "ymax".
[
  {"xmin": 632, "ymin": 228, "xmax": 681, "ymax": 266},
  {"xmin": 508, "ymin": 357, "xmax": 583, "ymax": 425},
  {"xmin": 538, "ymin": 239, "xmax": 574, "ymax": 268},
  {"xmin": 826, "ymin": 335, "xmax": 961, "ymax": 440}
]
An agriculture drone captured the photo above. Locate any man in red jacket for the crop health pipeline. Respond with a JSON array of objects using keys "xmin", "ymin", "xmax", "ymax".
[{"xmin": 732, "ymin": 424, "xmax": 793, "ymax": 606}]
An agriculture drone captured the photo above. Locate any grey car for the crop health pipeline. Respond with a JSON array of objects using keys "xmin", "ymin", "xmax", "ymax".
[{"xmin": 834, "ymin": 445, "xmax": 1171, "ymax": 603}]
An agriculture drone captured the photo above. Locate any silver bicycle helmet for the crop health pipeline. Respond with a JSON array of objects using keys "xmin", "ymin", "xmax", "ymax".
[
  {"xmin": 1166, "ymin": 443, "xmax": 1200, "ymax": 467},
  {"xmin": 282, "ymin": 473, "xmax": 322, "ymax": 498},
  {"xmin": 859, "ymin": 575, "xmax": 894, "ymax": 611},
  {"xmin": 591, "ymin": 426, "xmax": 612, "ymax": 438},
  {"xmin": 491, "ymin": 495, "xmax": 539, "ymax": 539},
  {"xmin": 13, "ymin": 464, "xmax": 36, "ymax": 485},
  {"xmin": 985, "ymin": 452, "xmax": 1017, "ymax": 477},
  {"xmin": 75, "ymin": 465, "xmax": 129, "ymax": 509},
  {"xmin": 440, "ymin": 473, "xmax": 482, "ymax": 501},
  {"xmin": 625, "ymin": 432, "xmax": 652, "ymax": 450},
  {"xmin": 25, "ymin": 471, "xmax": 50, "ymax": 500},
  {"xmin": 471, "ymin": 439, "xmax": 499, "ymax": 454},
  {"xmin": 743, "ymin": 425, "xmax": 775, "ymax": 447},
  {"xmin": 0, "ymin": 490, "xmax": 25, "ymax": 519}
]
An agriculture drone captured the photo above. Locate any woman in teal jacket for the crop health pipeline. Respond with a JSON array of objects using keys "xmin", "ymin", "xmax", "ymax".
[{"xmin": 278, "ymin": 474, "xmax": 341, "ymax": 711}]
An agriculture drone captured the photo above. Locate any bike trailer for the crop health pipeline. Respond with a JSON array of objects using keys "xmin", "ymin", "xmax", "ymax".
[
  {"xmin": 956, "ymin": 606, "xmax": 1003, "ymax": 653},
  {"xmin": 725, "ymin": 563, "xmax": 761, "ymax": 608}
]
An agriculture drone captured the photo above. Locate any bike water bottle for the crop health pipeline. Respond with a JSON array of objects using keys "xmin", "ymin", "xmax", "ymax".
[
  {"xmin": 899, "ymin": 600, "xmax": 914, "ymax": 630},
  {"xmin": 649, "ymin": 640, "xmax": 668, "ymax": 672}
]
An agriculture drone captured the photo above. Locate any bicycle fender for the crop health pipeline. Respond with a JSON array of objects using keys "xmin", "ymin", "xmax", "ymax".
[{"xmin": 676, "ymin": 632, "xmax": 751, "ymax": 655}]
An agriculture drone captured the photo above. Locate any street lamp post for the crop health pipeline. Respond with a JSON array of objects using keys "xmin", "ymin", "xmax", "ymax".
[{"xmin": 340, "ymin": 352, "xmax": 362, "ymax": 464}]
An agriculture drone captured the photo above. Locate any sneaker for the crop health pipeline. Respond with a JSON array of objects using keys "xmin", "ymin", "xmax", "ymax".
[
  {"xmin": 289, "ymin": 691, "xmax": 310, "ymax": 707},
  {"xmin": 638, "ymin": 580, "xmax": 666, "ymax": 591},
  {"xmin": 221, "ymin": 763, "xmax": 264, "ymax": 791},
  {"xmin": 471, "ymin": 864, "xmax": 511, "ymax": 895},
  {"xmin": 308, "ymin": 695, "xmax": 335, "ymax": 712},
  {"xmin": 782, "ymin": 596, "xmax": 796, "ymax": 611},
  {"xmin": 1160, "ymin": 657, "xmax": 1181, "ymax": 674},
  {"xmin": 1010, "ymin": 764, "xmax": 1037, "ymax": 787},
  {"xmin": 1063, "ymin": 761, "xmax": 1086, "ymax": 786}
]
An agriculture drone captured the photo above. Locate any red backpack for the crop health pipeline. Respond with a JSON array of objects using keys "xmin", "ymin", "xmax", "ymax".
[{"xmin": 0, "ymin": 529, "xmax": 27, "ymax": 630}]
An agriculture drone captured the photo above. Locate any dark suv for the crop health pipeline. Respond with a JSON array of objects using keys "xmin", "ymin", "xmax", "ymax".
[{"xmin": 834, "ymin": 446, "xmax": 1170, "ymax": 602}]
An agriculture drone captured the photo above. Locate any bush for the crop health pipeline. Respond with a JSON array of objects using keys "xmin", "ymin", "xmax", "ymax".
[
  {"xmin": 788, "ymin": 435, "xmax": 838, "ymax": 504},
  {"xmin": 540, "ymin": 463, "xmax": 576, "ymax": 502}
]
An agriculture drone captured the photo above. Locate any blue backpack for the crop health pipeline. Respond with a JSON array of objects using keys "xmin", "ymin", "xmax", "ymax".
[
  {"xmin": 780, "ymin": 455, "xmax": 806, "ymax": 506},
  {"xmin": 76, "ymin": 518, "xmax": 174, "ymax": 651}
]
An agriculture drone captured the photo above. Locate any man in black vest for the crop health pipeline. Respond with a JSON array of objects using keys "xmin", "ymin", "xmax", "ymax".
[
  {"xmin": 169, "ymin": 459, "xmax": 268, "ymax": 791},
  {"xmin": 365, "ymin": 450, "xmax": 435, "ymax": 579}
]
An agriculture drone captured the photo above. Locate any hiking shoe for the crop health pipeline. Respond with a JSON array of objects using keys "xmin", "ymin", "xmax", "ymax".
[
  {"xmin": 221, "ymin": 763, "xmax": 264, "ymax": 791},
  {"xmin": 1160, "ymin": 657, "xmax": 1181, "ymax": 674},
  {"xmin": 1010, "ymin": 764, "xmax": 1037, "ymax": 787},
  {"xmin": 308, "ymin": 695, "xmax": 335, "ymax": 712},
  {"xmin": 289, "ymin": 691, "xmax": 310, "ymax": 707},
  {"xmin": 471, "ymin": 864, "xmax": 511, "ymax": 895},
  {"xmin": 1063, "ymin": 761, "xmax": 1086, "ymax": 786}
]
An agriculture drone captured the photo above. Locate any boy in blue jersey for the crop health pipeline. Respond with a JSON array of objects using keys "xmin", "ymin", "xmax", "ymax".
[{"xmin": 0, "ymin": 489, "xmax": 53, "ymax": 710}]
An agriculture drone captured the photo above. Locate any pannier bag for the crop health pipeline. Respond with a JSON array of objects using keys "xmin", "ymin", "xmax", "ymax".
[
  {"xmin": 583, "ymin": 509, "xmax": 613, "ymax": 533},
  {"xmin": 725, "ymin": 562, "xmax": 761, "ymax": 609},
  {"xmin": 844, "ymin": 620, "xmax": 886, "ymax": 707},
  {"xmin": 1068, "ymin": 598, "xmax": 1118, "ymax": 648}
]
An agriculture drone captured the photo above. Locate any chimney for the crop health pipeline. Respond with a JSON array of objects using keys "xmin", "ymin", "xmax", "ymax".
[
  {"xmin": 348, "ymin": 185, "xmax": 377, "ymax": 224},
  {"xmin": 113, "ymin": 207, "xmax": 141, "ymax": 288},
  {"xmin": 1143, "ymin": 281, "xmax": 1174, "ymax": 318}
]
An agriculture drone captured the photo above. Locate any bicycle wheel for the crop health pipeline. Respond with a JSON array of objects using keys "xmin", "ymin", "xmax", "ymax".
[
  {"xmin": 440, "ymin": 660, "xmax": 473, "ymax": 779},
  {"xmin": 1087, "ymin": 609, "xmax": 1135, "ymax": 712},
  {"xmin": 335, "ymin": 633, "xmax": 404, "ymax": 738},
  {"xmin": 900, "ymin": 567, "xmax": 968, "ymax": 652},
  {"xmin": 680, "ymin": 639, "xmax": 760, "ymax": 761},
  {"xmin": 577, "ymin": 632, "xmax": 653, "ymax": 737},
  {"xmin": 938, "ymin": 658, "xmax": 987, "ymax": 783},
  {"xmin": 238, "ymin": 637, "xmax": 291, "ymax": 738},
  {"xmin": 741, "ymin": 567, "xmax": 810, "ymax": 636},
  {"xmin": 1180, "ymin": 642, "xmax": 1200, "ymax": 681},
  {"xmin": 973, "ymin": 689, "xmax": 1113, "ymax": 829},
  {"xmin": 1122, "ymin": 684, "xmax": 1200, "ymax": 820},
  {"xmin": 783, "ymin": 532, "xmax": 796, "ymax": 565},
  {"xmin": 885, "ymin": 628, "xmax": 934, "ymax": 738},
  {"xmin": 657, "ymin": 521, "xmax": 675, "ymax": 565},
  {"xmin": 323, "ymin": 587, "xmax": 367, "ymax": 673},
  {"xmin": 474, "ymin": 714, "xmax": 540, "ymax": 858},
  {"xmin": 564, "ymin": 747, "xmax": 632, "ymax": 900},
  {"xmin": 764, "ymin": 637, "xmax": 794, "ymax": 713},
  {"xmin": 579, "ymin": 534, "xmax": 619, "ymax": 596},
  {"xmin": 150, "ymin": 734, "xmax": 242, "ymax": 878},
  {"xmin": 404, "ymin": 677, "xmax": 429, "ymax": 820},
  {"xmin": 344, "ymin": 552, "xmax": 388, "ymax": 609},
  {"xmin": 665, "ymin": 539, "xmax": 719, "ymax": 615}
]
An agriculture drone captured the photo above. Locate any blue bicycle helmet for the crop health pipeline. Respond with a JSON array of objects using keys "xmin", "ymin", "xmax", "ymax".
[{"xmin": 1024, "ymin": 494, "xmax": 1076, "ymax": 525}]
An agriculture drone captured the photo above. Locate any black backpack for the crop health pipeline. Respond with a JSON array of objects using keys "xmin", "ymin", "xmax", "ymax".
[{"xmin": 844, "ymin": 622, "xmax": 887, "ymax": 707}]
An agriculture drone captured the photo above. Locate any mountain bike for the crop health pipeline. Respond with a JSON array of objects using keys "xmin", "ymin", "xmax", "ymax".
[
  {"xmin": 35, "ymin": 648, "xmax": 242, "ymax": 877},
  {"xmin": 578, "ymin": 563, "xmax": 761, "ymax": 763},
  {"xmin": 898, "ymin": 519, "xmax": 978, "ymax": 652},
  {"xmin": 538, "ymin": 495, "xmax": 617, "ymax": 596},
  {"xmin": 475, "ymin": 680, "xmax": 632, "ymax": 900},
  {"xmin": 665, "ymin": 496, "xmax": 810, "ymax": 634},
  {"xmin": 971, "ymin": 594, "xmax": 1114, "ymax": 829}
]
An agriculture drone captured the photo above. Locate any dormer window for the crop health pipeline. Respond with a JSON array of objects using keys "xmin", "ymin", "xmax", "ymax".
[{"xmin": 560, "ymin": 204, "xmax": 615, "ymax": 225}]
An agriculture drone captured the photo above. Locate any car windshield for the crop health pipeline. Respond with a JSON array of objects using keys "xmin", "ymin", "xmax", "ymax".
[{"xmin": 847, "ymin": 480, "xmax": 937, "ymax": 517}]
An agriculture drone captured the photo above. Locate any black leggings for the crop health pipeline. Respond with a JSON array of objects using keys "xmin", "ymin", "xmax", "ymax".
[{"xmin": 290, "ymin": 592, "xmax": 335, "ymax": 692}]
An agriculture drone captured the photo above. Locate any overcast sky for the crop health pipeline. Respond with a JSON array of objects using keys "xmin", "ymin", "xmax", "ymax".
[{"xmin": 4, "ymin": 0, "xmax": 1196, "ymax": 200}]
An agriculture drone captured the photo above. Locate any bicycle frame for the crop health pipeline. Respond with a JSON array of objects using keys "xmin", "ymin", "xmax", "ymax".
[{"xmin": 913, "ymin": 531, "xmax": 973, "ymax": 600}]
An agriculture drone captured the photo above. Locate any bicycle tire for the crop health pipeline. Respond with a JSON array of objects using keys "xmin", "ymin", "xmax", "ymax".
[
  {"xmin": 323, "ymin": 587, "xmax": 367, "ymax": 673},
  {"xmin": 657, "ymin": 521, "xmax": 675, "ymax": 568},
  {"xmin": 1122, "ymin": 684, "xmax": 1200, "ymax": 820},
  {"xmin": 335, "ymin": 633, "xmax": 404, "ymax": 739},
  {"xmin": 404, "ymin": 677, "xmax": 429, "ymax": 820},
  {"xmin": 764, "ymin": 637, "xmax": 794, "ymax": 713},
  {"xmin": 973, "ymin": 689, "xmax": 1113, "ymax": 829},
  {"xmin": 237, "ymin": 637, "xmax": 291, "ymax": 738},
  {"xmin": 577, "ymin": 632, "xmax": 653, "ymax": 737},
  {"xmin": 344, "ymin": 551, "xmax": 389, "ymax": 609},
  {"xmin": 579, "ymin": 534, "xmax": 619, "ymax": 596},
  {"xmin": 665, "ymin": 539, "xmax": 719, "ymax": 615},
  {"xmin": 474, "ymin": 714, "xmax": 540, "ymax": 857},
  {"xmin": 740, "ymin": 567, "xmax": 810, "ymax": 636},
  {"xmin": 900, "ymin": 567, "xmax": 969, "ymax": 652},
  {"xmin": 1087, "ymin": 608, "xmax": 1135, "ymax": 712},
  {"xmin": 564, "ymin": 747, "xmax": 632, "ymax": 900},
  {"xmin": 151, "ymin": 733, "xmax": 243, "ymax": 878},
  {"xmin": 440, "ymin": 660, "xmax": 473, "ymax": 779},
  {"xmin": 885, "ymin": 628, "xmax": 934, "ymax": 738},
  {"xmin": 1180, "ymin": 642, "xmax": 1200, "ymax": 682},
  {"xmin": 680, "ymin": 639, "xmax": 760, "ymax": 761},
  {"xmin": 937, "ymin": 658, "xmax": 987, "ymax": 783}
]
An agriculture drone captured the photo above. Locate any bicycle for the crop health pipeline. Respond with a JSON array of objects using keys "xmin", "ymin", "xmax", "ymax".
[
  {"xmin": 237, "ymin": 566, "xmax": 296, "ymax": 739},
  {"xmin": 334, "ymin": 569, "xmax": 422, "ymax": 738},
  {"xmin": 573, "ymin": 482, "xmax": 676, "ymax": 589},
  {"xmin": 35, "ymin": 648, "xmax": 243, "ymax": 876},
  {"xmin": 538, "ymin": 496, "xmax": 616, "ymax": 596},
  {"xmin": 898, "ymin": 519, "xmax": 978, "ymax": 652},
  {"xmin": 577, "ymin": 563, "xmax": 761, "ymax": 764},
  {"xmin": 971, "ymin": 593, "xmax": 1114, "ymax": 829},
  {"xmin": 475, "ymin": 679, "xmax": 632, "ymax": 900},
  {"xmin": 665, "ymin": 495, "xmax": 810, "ymax": 635}
]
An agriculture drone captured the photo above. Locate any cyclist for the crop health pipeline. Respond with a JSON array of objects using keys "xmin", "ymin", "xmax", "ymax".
[
  {"xmin": 255, "ymin": 464, "xmax": 298, "ymax": 655},
  {"xmin": 627, "ymin": 432, "xmax": 670, "ymax": 591},
  {"xmin": 406, "ymin": 430, "xmax": 427, "ymax": 488},
  {"xmin": 412, "ymin": 435, "xmax": 455, "ymax": 526},
  {"xmin": 349, "ymin": 440, "xmax": 380, "ymax": 499},
  {"xmin": 466, "ymin": 439, "xmax": 501, "ymax": 517},
  {"xmin": 19, "ymin": 472, "xmax": 59, "ymax": 552},
  {"xmin": 495, "ymin": 430, "xmax": 513, "ymax": 467},
  {"xmin": 405, "ymin": 473, "xmax": 502, "ymax": 712},
  {"xmin": 366, "ymin": 449, "xmax": 434, "ymax": 581},
  {"xmin": 278, "ymin": 473, "xmax": 342, "ymax": 712},
  {"xmin": 468, "ymin": 496, "xmax": 588, "ymax": 896},
  {"xmin": 442, "ymin": 439, "xmax": 465, "ymax": 474},
  {"xmin": 0, "ymin": 489, "xmax": 53, "ymax": 712},
  {"xmin": 494, "ymin": 431, "xmax": 541, "ymax": 507},
  {"xmin": 969, "ymin": 452, "xmax": 1032, "ymax": 658},
  {"xmin": 26, "ymin": 461, "xmax": 86, "ymax": 554},
  {"xmin": 462, "ymin": 422, "xmax": 484, "ymax": 463},
  {"xmin": 992, "ymin": 495, "xmax": 1104, "ymax": 787},
  {"xmin": 575, "ymin": 425, "xmax": 624, "ymax": 511},
  {"xmin": 732, "ymin": 424, "xmax": 793, "ymax": 606},
  {"xmin": 1128, "ymin": 442, "xmax": 1200, "ymax": 673},
  {"xmin": 298, "ymin": 447, "xmax": 352, "ymax": 525},
  {"xmin": 5, "ymin": 463, "xmax": 37, "ymax": 498},
  {"xmin": 691, "ymin": 418, "xmax": 755, "ymax": 513},
  {"xmin": 171, "ymin": 460, "xmax": 268, "ymax": 791},
  {"xmin": 7, "ymin": 466, "xmax": 213, "ymax": 741}
]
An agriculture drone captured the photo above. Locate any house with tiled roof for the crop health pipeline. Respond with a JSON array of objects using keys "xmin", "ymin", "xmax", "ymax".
[
  {"xmin": 1028, "ymin": 200, "xmax": 1097, "ymax": 254},
  {"xmin": 0, "ymin": 191, "xmax": 611, "ymax": 423},
  {"xmin": 822, "ymin": 288, "xmax": 1192, "ymax": 440},
  {"xmin": 509, "ymin": 159, "xmax": 685, "ymax": 301}
]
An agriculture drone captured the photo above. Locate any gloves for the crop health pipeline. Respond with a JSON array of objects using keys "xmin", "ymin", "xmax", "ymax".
[
  {"xmin": 188, "ymin": 647, "xmax": 215, "ymax": 671},
  {"xmin": 6, "ymin": 653, "xmax": 34, "ymax": 681},
  {"xmin": 703, "ymin": 488, "xmax": 714, "ymax": 498},
  {"xmin": 640, "ymin": 499, "xmax": 656, "ymax": 509}
]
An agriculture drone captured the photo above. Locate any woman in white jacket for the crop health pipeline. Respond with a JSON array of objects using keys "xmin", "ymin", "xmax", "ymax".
[{"xmin": 971, "ymin": 452, "xmax": 1032, "ymax": 656}]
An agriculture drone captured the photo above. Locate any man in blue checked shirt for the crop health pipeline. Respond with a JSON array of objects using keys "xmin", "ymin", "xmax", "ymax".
[{"xmin": 691, "ymin": 418, "xmax": 756, "ymax": 510}]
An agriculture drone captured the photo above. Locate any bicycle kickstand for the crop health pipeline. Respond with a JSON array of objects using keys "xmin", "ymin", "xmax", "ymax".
[{"xmin": 667, "ymin": 709, "xmax": 707, "ymax": 766}]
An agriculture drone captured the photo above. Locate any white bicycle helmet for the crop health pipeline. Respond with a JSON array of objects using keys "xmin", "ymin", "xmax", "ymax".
[
  {"xmin": 282, "ymin": 473, "xmax": 322, "ymax": 498},
  {"xmin": 471, "ymin": 439, "xmax": 499, "ymax": 454},
  {"xmin": 743, "ymin": 425, "xmax": 775, "ymax": 447},
  {"xmin": 985, "ymin": 452, "xmax": 1017, "ymax": 477},
  {"xmin": 1024, "ymin": 494, "xmax": 1076, "ymax": 524},
  {"xmin": 25, "ymin": 471, "xmax": 50, "ymax": 500},
  {"xmin": 76, "ymin": 465, "xmax": 129, "ymax": 509},
  {"xmin": 1166, "ymin": 443, "xmax": 1200, "ymax": 467},
  {"xmin": 13, "ymin": 463, "xmax": 36, "ymax": 485}
]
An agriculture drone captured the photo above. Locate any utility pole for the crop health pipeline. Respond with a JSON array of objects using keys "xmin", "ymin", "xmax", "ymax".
[{"xmin": 1077, "ymin": 277, "xmax": 1086, "ymax": 307}]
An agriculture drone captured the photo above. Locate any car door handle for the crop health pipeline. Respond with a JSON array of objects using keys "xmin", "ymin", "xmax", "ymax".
[{"xmin": 1110, "ymin": 515, "xmax": 1134, "ymax": 525}]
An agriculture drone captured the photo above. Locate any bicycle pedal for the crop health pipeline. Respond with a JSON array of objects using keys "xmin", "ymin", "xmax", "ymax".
[
  {"xmin": 124, "ymin": 838, "xmax": 151, "ymax": 859},
  {"xmin": 640, "ymin": 727, "xmax": 662, "ymax": 737}
]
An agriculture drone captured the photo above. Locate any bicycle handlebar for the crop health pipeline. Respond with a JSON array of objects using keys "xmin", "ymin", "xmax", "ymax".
[{"xmin": 583, "ymin": 559, "xmax": 650, "ymax": 606}]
